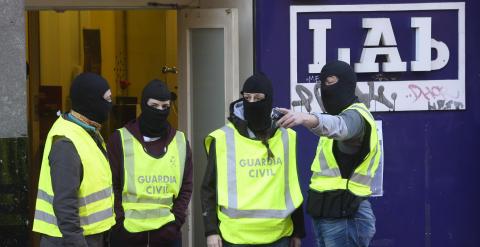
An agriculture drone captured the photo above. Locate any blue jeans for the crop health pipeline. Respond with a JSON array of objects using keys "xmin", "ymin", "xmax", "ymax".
[
  {"xmin": 223, "ymin": 237, "xmax": 289, "ymax": 247},
  {"xmin": 312, "ymin": 200, "xmax": 376, "ymax": 247}
]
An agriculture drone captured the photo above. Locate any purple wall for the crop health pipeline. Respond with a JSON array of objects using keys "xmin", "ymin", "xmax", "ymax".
[{"xmin": 254, "ymin": 0, "xmax": 480, "ymax": 246}]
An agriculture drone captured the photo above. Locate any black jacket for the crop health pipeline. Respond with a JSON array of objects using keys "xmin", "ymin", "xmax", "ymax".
[{"xmin": 200, "ymin": 99, "xmax": 305, "ymax": 239}]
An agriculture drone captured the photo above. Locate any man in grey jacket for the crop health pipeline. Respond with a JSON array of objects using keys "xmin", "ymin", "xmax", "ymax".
[
  {"xmin": 33, "ymin": 73, "xmax": 115, "ymax": 247},
  {"xmin": 277, "ymin": 61, "xmax": 379, "ymax": 247}
]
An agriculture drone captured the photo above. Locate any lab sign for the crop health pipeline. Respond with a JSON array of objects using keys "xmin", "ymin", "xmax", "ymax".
[{"xmin": 290, "ymin": 3, "xmax": 465, "ymax": 112}]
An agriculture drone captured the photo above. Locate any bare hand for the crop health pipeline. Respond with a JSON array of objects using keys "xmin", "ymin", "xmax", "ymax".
[
  {"xmin": 207, "ymin": 234, "xmax": 223, "ymax": 247},
  {"xmin": 276, "ymin": 108, "xmax": 317, "ymax": 129},
  {"xmin": 289, "ymin": 237, "xmax": 301, "ymax": 247}
]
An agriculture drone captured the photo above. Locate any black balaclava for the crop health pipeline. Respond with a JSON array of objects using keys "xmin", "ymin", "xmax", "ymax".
[
  {"xmin": 242, "ymin": 74, "xmax": 273, "ymax": 132},
  {"xmin": 139, "ymin": 79, "xmax": 171, "ymax": 137},
  {"xmin": 70, "ymin": 72, "xmax": 112, "ymax": 124},
  {"xmin": 320, "ymin": 60, "xmax": 358, "ymax": 115}
]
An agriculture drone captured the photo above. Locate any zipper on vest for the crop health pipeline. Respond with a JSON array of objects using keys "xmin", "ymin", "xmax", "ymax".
[
  {"xmin": 342, "ymin": 180, "xmax": 350, "ymax": 217},
  {"xmin": 147, "ymin": 232, "xmax": 150, "ymax": 247}
]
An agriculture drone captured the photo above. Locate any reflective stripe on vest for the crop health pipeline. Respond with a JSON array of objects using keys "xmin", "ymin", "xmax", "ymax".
[
  {"xmin": 219, "ymin": 125, "xmax": 295, "ymax": 219},
  {"xmin": 310, "ymin": 103, "xmax": 380, "ymax": 193},
  {"xmin": 34, "ymin": 207, "xmax": 113, "ymax": 226},
  {"xmin": 313, "ymin": 148, "xmax": 341, "ymax": 178},
  {"xmin": 36, "ymin": 187, "xmax": 112, "ymax": 207},
  {"xmin": 120, "ymin": 129, "xmax": 186, "ymax": 205},
  {"xmin": 124, "ymin": 208, "xmax": 172, "ymax": 219}
]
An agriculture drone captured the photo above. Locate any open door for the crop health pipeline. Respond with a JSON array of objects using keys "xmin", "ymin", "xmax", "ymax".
[
  {"xmin": 26, "ymin": 7, "xmax": 181, "ymax": 247},
  {"xmin": 178, "ymin": 8, "xmax": 239, "ymax": 247}
]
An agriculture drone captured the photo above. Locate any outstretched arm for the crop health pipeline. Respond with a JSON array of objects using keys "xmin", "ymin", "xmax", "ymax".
[{"xmin": 276, "ymin": 108, "xmax": 364, "ymax": 141}]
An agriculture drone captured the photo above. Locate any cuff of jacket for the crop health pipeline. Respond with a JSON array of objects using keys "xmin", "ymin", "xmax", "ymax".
[
  {"xmin": 62, "ymin": 233, "xmax": 88, "ymax": 247},
  {"xmin": 205, "ymin": 229, "xmax": 220, "ymax": 237},
  {"xmin": 291, "ymin": 231, "xmax": 306, "ymax": 239}
]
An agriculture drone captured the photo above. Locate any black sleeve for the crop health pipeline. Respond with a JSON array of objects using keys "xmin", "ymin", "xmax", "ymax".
[
  {"xmin": 291, "ymin": 203, "xmax": 306, "ymax": 238},
  {"xmin": 106, "ymin": 130, "xmax": 125, "ymax": 223},
  {"xmin": 291, "ymin": 133, "xmax": 306, "ymax": 238},
  {"xmin": 201, "ymin": 140, "xmax": 220, "ymax": 236},
  {"xmin": 171, "ymin": 140, "xmax": 193, "ymax": 226},
  {"xmin": 49, "ymin": 137, "xmax": 88, "ymax": 247}
]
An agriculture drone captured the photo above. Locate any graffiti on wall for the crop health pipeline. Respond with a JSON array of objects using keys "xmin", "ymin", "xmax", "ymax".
[{"xmin": 291, "ymin": 74, "xmax": 464, "ymax": 113}]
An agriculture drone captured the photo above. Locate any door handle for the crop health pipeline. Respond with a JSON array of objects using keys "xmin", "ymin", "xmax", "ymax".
[{"xmin": 162, "ymin": 66, "xmax": 178, "ymax": 74}]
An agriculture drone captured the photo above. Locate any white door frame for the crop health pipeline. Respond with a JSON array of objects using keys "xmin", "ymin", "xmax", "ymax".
[
  {"xmin": 178, "ymin": 8, "xmax": 240, "ymax": 136},
  {"xmin": 177, "ymin": 8, "xmax": 239, "ymax": 246}
]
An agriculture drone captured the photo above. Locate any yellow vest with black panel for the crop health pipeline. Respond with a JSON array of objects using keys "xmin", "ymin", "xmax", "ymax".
[
  {"xmin": 119, "ymin": 128, "xmax": 186, "ymax": 233},
  {"xmin": 309, "ymin": 103, "xmax": 380, "ymax": 215},
  {"xmin": 33, "ymin": 117, "xmax": 115, "ymax": 237},
  {"xmin": 205, "ymin": 123, "xmax": 303, "ymax": 245}
]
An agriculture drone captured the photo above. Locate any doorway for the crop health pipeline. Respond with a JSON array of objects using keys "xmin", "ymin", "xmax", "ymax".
[
  {"xmin": 25, "ymin": 4, "xmax": 239, "ymax": 247},
  {"xmin": 26, "ymin": 9, "xmax": 179, "ymax": 246}
]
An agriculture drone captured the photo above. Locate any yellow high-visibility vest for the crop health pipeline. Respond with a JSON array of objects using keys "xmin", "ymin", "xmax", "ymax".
[
  {"xmin": 205, "ymin": 124, "xmax": 303, "ymax": 244},
  {"xmin": 120, "ymin": 128, "xmax": 186, "ymax": 233},
  {"xmin": 310, "ymin": 103, "xmax": 381, "ymax": 197},
  {"xmin": 33, "ymin": 117, "xmax": 115, "ymax": 237}
]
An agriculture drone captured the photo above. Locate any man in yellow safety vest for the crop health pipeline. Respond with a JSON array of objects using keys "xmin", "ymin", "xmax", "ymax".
[
  {"xmin": 107, "ymin": 79, "xmax": 192, "ymax": 247},
  {"xmin": 277, "ymin": 60, "xmax": 381, "ymax": 247},
  {"xmin": 33, "ymin": 72, "xmax": 115, "ymax": 247},
  {"xmin": 202, "ymin": 74, "xmax": 305, "ymax": 247}
]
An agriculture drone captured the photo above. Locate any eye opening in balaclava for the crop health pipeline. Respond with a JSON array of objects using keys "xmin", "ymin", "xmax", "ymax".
[
  {"xmin": 241, "ymin": 73, "xmax": 276, "ymax": 159},
  {"xmin": 70, "ymin": 72, "xmax": 112, "ymax": 124},
  {"xmin": 139, "ymin": 79, "xmax": 171, "ymax": 137},
  {"xmin": 320, "ymin": 60, "xmax": 358, "ymax": 115},
  {"xmin": 241, "ymin": 73, "xmax": 273, "ymax": 132}
]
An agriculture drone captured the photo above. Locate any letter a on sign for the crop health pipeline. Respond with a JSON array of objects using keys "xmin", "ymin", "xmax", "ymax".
[{"xmin": 354, "ymin": 18, "xmax": 407, "ymax": 73}]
